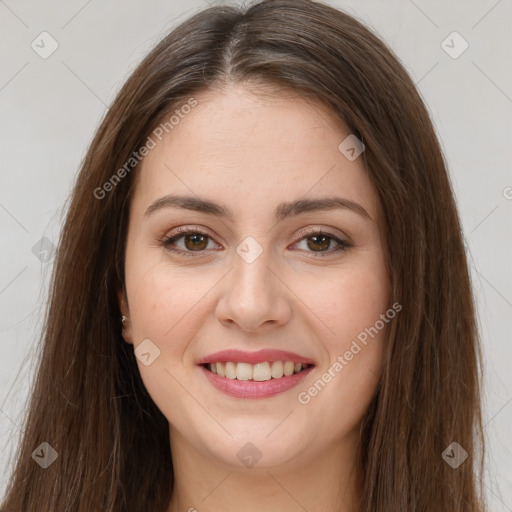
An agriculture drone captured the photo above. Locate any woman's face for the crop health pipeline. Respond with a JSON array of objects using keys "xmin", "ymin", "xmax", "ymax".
[{"xmin": 120, "ymin": 84, "xmax": 390, "ymax": 469}]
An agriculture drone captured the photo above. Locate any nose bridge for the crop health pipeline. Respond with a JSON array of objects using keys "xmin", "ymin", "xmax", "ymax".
[
  {"xmin": 232, "ymin": 237, "xmax": 276, "ymax": 306},
  {"xmin": 215, "ymin": 236, "xmax": 291, "ymax": 330}
]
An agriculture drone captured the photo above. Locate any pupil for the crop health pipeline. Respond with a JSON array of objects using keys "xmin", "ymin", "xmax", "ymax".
[
  {"xmin": 308, "ymin": 235, "xmax": 329, "ymax": 251},
  {"xmin": 186, "ymin": 234, "xmax": 207, "ymax": 250}
]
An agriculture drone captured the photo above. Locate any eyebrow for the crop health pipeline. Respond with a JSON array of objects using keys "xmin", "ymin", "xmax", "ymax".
[{"xmin": 144, "ymin": 194, "xmax": 372, "ymax": 222}]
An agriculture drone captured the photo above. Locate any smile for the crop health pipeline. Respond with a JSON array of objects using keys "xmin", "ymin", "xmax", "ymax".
[
  {"xmin": 204, "ymin": 361, "xmax": 311, "ymax": 381},
  {"xmin": 197, "ymin": 349, "xmax": 315, "ymax": 399}
]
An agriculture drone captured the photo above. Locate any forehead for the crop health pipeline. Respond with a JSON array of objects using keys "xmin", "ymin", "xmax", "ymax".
[{"xmin": 131, "ymin": 83, "xmax": 379, "ymax": 222}]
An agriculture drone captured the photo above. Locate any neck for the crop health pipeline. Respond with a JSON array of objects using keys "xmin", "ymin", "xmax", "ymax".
[{"xmin": 166, "ymin": 427, "xmax": 363, "ymax": 512}]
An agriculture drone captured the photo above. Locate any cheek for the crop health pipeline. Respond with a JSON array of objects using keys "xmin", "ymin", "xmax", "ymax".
[
  {"xmin": 334, "ymin": 271, "xmax": 389, "ymax": 347},
  {"xmin": 293, "ymin": 254, "xmax": 389, "ymax": 422},
  {"xmin": 123, "ymin": 255, "xmax": 211, "ymax": 424},
  {"xmin": 299, "ymin": 254, "xmax": 390, "ymax": 349},
  {"xmin": 125, "ymin": 253, "xmax": 215, "ymax": 347}
]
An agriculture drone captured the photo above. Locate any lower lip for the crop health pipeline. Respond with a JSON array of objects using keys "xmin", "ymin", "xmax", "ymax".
[{"xmin": 199, "ymin": 364, "xmax": 314, "ymax": 399}]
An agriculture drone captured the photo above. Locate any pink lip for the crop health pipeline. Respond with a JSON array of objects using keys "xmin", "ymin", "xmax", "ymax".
[
  {"xmin": 196, "ymin": 349, "xmax": 315, "ymax": 365},
  {"xmin": 200, "ymin": 364, "xmax": 314, "ymax": 399}
]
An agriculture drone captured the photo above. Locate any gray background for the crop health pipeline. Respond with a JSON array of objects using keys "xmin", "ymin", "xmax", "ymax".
[{"xmin": 0, "ymin": 0, "xmax": 511, "ymax": 508}]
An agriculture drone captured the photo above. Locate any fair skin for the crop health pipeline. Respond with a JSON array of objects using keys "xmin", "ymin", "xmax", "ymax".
[{"xmin": 119, "ymin": 83, "xmax": 390, "ymax": 512}]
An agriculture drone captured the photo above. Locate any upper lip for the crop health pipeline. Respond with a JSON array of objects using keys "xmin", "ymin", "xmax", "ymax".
[{"xmin": 197, "ymin": 349, "xmax": 316, "ymax": 366}]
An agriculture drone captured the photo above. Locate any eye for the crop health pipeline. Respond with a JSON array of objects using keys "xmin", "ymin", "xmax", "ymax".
[
  {"xmin": 161, "ymin": 227, "xmax": 220, "ymax": 257},
  {"xmin": 160, "ymin": 227, "xmax": 351, "ymax": 257},
  {"xmin": 292, "ymin": 229, "xmax": 351, "ymax": 257}
]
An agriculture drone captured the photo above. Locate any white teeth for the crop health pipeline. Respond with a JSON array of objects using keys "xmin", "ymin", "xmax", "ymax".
[
  {"xmin": 236, "ymin": 362, "xmax": 253, "ymax": 381},
  {"xmin": 206, "ymin": 360, "xmax": 310, "ymax": 380},
  {"xmin": 270, "ymin": 361, "xmax": 284, "ymax": 379},
  {"xmin": 216, "ymin": 361, "xmax": 226, "ymax": 377},
  {"xmin": 225, "ymin": 361, "xmax": 237, "ymax": 379},
  {"xmin": 283, "ymin": 361, "xmax": 295, "ymax": 376},
  {"xmin": 253, "ymin": 362, "xmax": 271, "ymax": 381}
]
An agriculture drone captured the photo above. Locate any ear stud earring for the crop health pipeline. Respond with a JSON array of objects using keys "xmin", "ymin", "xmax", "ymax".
[{"xmin": 121, "ymin": 316, "xmax": 128, "ymax": 323}]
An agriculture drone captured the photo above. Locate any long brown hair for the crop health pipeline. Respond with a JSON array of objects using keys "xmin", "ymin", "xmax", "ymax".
[{"xmin": 1, "ymin": 1, "xmax": 486, "ymax": 510}]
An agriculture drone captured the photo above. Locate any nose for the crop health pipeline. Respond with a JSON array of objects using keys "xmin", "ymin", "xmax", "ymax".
[{"xmin": 215, "ymin": 246, "xmax": 292, "ymax": 333}]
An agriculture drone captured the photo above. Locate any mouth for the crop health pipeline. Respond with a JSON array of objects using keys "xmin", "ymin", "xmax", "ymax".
[
  {"xmin": 197, "ymin": 349, "xmax": 315, "ymax": 399},
  {"xmin": 202, "ymin": 361, "xmax": 312, "ymax": 381}
]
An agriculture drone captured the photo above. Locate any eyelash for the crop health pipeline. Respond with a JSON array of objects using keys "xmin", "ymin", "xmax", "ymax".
[{"xmin": 160, "ymin": 226, "xmax": 352, "ymax": 258}]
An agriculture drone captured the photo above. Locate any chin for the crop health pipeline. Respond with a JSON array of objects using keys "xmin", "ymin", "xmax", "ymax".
[{"xmin": 202, "ymin": 426, "xmax": 307, "ymax": 470}]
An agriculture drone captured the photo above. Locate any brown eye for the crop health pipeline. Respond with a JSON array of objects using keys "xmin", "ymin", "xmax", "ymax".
[
  {"xmin": 306, "ymin": 234, "xmax": 332, "ymax": 252},
  {"xmin": 293, "ymin": 229, "xmax": 351, "ymax": 257},
  {"xmin": 162, "ymin": 229, "xmax": 219, "ymax": 256},
  {"xmin": 182, "ymin": 233, "xmax": 209, "ymax": 251},
  {"xmin": 161, "ymin": 227, "xmax": 350, "ymax": 258}
]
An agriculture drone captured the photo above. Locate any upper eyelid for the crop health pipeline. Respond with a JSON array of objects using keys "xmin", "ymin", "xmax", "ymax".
[{"xmin": 165, "ymin": 225, "xmax": 347, "ymax": 240}]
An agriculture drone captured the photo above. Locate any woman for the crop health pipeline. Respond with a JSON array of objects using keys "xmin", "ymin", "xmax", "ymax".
[{"xmin": 1, "ymin": 0, "xmax": 486, "ymax": 510}]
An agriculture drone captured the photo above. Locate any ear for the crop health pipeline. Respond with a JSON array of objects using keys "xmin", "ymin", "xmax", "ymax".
[{"xmin": 117, "ymin": 289, "xmax": 133, "ymax": 345}]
